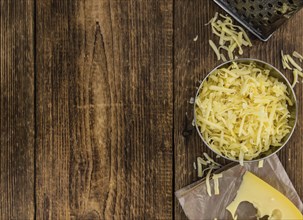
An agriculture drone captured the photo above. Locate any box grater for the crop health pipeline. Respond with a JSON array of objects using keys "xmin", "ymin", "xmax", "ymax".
[{"xmin": 213, "ymin": 0, "xmax": 303, "ymax": 41}]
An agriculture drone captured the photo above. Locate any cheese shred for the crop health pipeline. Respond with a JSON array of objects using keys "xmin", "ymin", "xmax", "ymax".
[
  {"xmin": 293, "ymin": 51, "xmax": 303, "ymax": 62},
  {"xmin": 287, "ymin": 55, "xmax": 302, "ymax": 71},
  {"xmin": 292, "ymin": 69, "xmax": 299, "ymax": 88},
  {"xmin": 206, "ymin": 167, "xmax": 213, "ymax": 196},
  {"xmin": 258, "ymin": 160, "xmax": 264, "ymax": 168},
  {"xmin": 195, "ymin": 62, "xmax": 292, "ymax": 161},
  {"xmin": 214, "ymin": 178, "xmax": 220, "ymax": 195},
  {"xmin": 209, "ymin": 40, "xmax": 221, "ymax": 60}
]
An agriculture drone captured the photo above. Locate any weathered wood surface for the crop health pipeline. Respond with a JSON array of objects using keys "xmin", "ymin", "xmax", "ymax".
[
  {"xmin": 0, "ymin": 0, "xmax": 35, "ymax": 219},
  {"xmin": 0, "ymin": 0, "xmax": 303, "ymax": 219},
  {"xmin": 35, "ymin": 0, "xmax": 173, "ymax": 219}
]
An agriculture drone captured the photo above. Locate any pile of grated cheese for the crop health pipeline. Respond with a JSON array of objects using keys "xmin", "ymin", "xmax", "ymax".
[
  {"xmin": 281, "ymin": 50, "xmax": 303, "ymax": 87},
  {"xmin": 195, "ymin": 153, "xmax": 222, "ymax": 196},
  {"xmin": 195, "ymin": 62, "xmax": 292, "ymax": 163},
  {"xmin": 206, "ymin": 13, "xmax": 252, "ymax": 61}
]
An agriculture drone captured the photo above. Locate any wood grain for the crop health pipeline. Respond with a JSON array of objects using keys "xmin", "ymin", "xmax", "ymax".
[
  {"xmin": 35, "ymin": 0, "xmax": 173, "ymax": 219},
  {"xmin": 174, "ymin": 1, "xmax": 303, "ymax": 219},
  {"xmin": 0, "ymin": 0, "xmax": 35, "ymax": 219}
]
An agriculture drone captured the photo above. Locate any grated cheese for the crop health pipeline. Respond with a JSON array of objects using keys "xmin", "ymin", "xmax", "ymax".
[
  {"xmin": 206, "ymin": 13, "xmax": 252, "ymax": 61},
  {"xmin": 286, "ymin": 55, "xmax": 302, "ymax": 72},
  {"xmin": 281, "ymin": 50, "xmax": 292, "ymax": 70},
  {"xmin": 203, "ymin": 153, "xmax": 221, "ymax": 166},
  {"xmin": 213, "ymin": 173, "xmax": 223, "ymax": 179},
  {"xmin": 293, "ymin": 51, "xmax": 303, "ymax": 62},
  {"xmin": 294, "ymin": 68, "xmax": 303, "ymax": 77},
  {"xmin": 280, "ymin": 51, "xmax": 303, "ymax": 88},
  {"xmin": 220, "ymin": 53, "xmax": 227, "ymax": 62},
  {"xmin": 258, "ymin": 160, "xmax": 264, "ymax": 168},
  {"xmin": 209, "ymin": 40, "xmax": 221, "ymax": 60},
  {"xmin": 214, "ymin": 178, "xmax": 220, "ymax": 195},
  {"xmin": 292, "ymin": 69, "xmax": 299, "ymax": 88},
  {"xmin": 206, "ymin": 167, "xmax": 213, "ymax": 196},
  {"xmin": 197, "ymin": 158, "xmax": 203, "ymax": 177},
  {"xmin": 195, "ymin": 62, "xmax": 292, "ymax": 161}
]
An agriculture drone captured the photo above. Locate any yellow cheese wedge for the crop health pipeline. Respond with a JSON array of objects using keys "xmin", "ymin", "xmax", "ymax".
[{"xmin": 226, "ymin": 171, "xmax": 303, "ymax": 220}]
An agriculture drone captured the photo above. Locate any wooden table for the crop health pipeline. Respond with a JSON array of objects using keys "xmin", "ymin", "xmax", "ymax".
[{"xmin": 1, "ymin": 0, "xmax": 302, "ymax": 219}]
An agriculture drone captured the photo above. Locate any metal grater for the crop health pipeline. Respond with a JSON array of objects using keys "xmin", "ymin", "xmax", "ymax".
[{"xmin": 213, "ymin": 0, "xmax": 303, "ymax": 41}]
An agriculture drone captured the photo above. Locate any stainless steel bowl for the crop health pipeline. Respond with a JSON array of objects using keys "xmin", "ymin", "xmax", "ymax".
[{"xmin": 194, "ymin": 58, "xmax": 298, "ymax": 163}]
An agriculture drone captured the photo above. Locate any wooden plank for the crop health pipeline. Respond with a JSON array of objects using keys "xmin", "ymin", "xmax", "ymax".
[
  {"xmin": 35, "ymin": 0, "xmax": 173, "ymax": 219},
  {"xmin": 174, "ymin": 1, "xmax": 303, "ymax": 219},
  {"xmin": 0, "ymin": 0, "xmax": 35, "ymax": 219}
]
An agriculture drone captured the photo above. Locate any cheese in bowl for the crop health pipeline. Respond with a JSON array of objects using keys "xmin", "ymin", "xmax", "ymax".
[{"xmin": 194, "ymin": 59, "xmax": 297, "ymax": 163}]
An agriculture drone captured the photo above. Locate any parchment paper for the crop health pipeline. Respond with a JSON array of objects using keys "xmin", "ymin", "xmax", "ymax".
[{"xmin": 175, "ymin": 155, "xmax": 303, "ymax": 220}]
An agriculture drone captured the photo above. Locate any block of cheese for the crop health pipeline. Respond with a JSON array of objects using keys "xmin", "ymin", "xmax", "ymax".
[{"xmin": 226, "ymin": 171, "xmax": 303, "ymax": 220}]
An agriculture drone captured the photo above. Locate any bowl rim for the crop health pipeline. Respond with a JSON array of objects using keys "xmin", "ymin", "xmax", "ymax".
[{"xmin": 193, "ymin": 58, "xmax": 298, "ymax": 163}]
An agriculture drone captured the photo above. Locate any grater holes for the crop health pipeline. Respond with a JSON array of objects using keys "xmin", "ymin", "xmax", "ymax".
[
  {"xmin": 258, "ymin": 20, "xmax": 266, "ymax": 26},
  {"xmin": 267, "ymin": 12, "xmax": 273, "ymax": 17},
  {"xmin": 250, "ymin": 5, "xmax": 255, "ymax": 10},
  {"xmin": 258, "ymin": 13, "xmax": 264, "ymax": 18},
  {"xmin": 242, "ymin": 0, "xmax": 246, "ymax": 3},
  {"xmin": 288, "ymin": 0, "xmax": 294, "ymax": 4},
  {"xmin": 242, "ymin": 6, "xmax": 247, "ymax": 11},
  {"xmin": 241, "ymin": 13, "xmax": 248, "ymax": 18},
  {"xmin": 277, "ymin": 1, "xmax": 283, "ymax": 7},
  {"xmin": 259, "ymin": 5, "xmax": 264, "ymax": 9},
  {"xmin": 277, "ymin": 10, "xmax": 282, "ymax": 15},
  {"xmin": 267, "ymin": 3, "xmax": 273, "ymax": 8}
]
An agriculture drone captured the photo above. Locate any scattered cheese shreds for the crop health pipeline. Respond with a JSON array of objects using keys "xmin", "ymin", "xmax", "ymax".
[
  {"xmin": 209, "ymin": 40, "xmax": 221, "ymax": 60},
  {"xmin": 197, "ymin": 158, "xmax": 203, "ymax": 177},
  {"xmin": 213, "ymin": 173, "xmax": 223, "ymax": 179},
  {"xmin": 195, "ymin": 62, "xmax": 292, "ymax": 161},
  {"xmin": 206, "ymin": 167, "xmax": 213, "ymax": 196},
  {"xmin": 258, "ymin": 160, "xmax": 264, "ymax": 168},
  {"xmin": 239, "ymin": 150, "xmax": 244, "ymax": 166},
  {"xmin": 294, "ymin": 68, "xmax": 303, "ymax": 77},
  {"xmin": 281, "ymin": 50, "xmax": 303, "ymax": 88},
  {"xmin": 207, "ymin": 13, "xmax": 252, "ymax": 61},
  {"xmin": 293, "ymin": 51, "xmax": 303, "ymax": 62},
  {"xmin": 198, "ymin": 156, "xmax": 208, "ymax": 165},
  {"xmin": 214, "ymin": 177, "xmax": 220, "ymax": 195},
  {"xmin": 196, "ymin": 154, "xmax": 222, "ymax": 179},
  {"xmin": 193, "ymin": 162, "xmax": 197, "ymax": 170},
  {"xmin": 281, "ymin": 50, "xmax": 292, "ymax": 70},
  {"xmin": 287, "ymin": 55, "xmax": 302, "ymax": 72},
  {"xmin": 203, "ymin": 153, "xmax": 221, "ymax": 167},
  {"xmin": 292, "ymin": 69, "xmax": 299, "ymax": 88},
  {"xmin": 220, "ymin": 53, "xmax": 227, "ymax": 62}
]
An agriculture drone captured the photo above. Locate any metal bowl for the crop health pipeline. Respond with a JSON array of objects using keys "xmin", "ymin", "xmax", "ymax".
[{"xmin": 194, "ymin": 58, "xmax": 298, "ymax": 163}]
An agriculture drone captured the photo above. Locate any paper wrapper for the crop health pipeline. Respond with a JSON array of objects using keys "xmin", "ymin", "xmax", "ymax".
[{"xmin": 175, "ymin": 155, "xmax": 303, "ymax": 220}]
